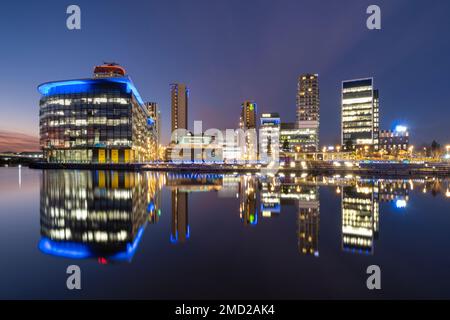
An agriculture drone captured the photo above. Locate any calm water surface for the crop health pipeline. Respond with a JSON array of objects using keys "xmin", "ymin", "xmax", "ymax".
[{"xmin": 0, "ymin": 167, "xmax": 450, "ymax": 299}]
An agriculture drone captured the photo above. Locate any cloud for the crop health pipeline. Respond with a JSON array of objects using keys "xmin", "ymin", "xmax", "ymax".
[{"xmin": 0, "ymin": 130, "xmax": 40, "ymax": 153}]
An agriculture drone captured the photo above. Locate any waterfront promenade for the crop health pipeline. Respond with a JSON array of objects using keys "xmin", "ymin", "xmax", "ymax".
[{"xmin": 29, "ymin": 160, "xmax": 450, "ymax": 178}]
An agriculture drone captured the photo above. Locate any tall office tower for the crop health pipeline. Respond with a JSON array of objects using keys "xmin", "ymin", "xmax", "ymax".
[
  {"xmin": 341, "ymin": 78, "xmax": 380, "ymax": 151},
  {"xmin": 259, "ymin": 113, "xmax": 280, "ymax": 163},
  {"xmin": 171, "ymin": 189, "xmax": 189, "ymax": 243},
  {"xmin": 145, "ymin": 102, "xmax": 161, "ymax": 159},
  {"xmin": 297, "ymin": 74, "xmax": 320, "ymax": 152},
  {"xmin": 170, "ymin": 83, "xmax": 189, "ymax": 143},
  {"xmin": 298, "ymin": 186, "xmax": 320, "ymax": 257},
  {"xmin": 239, "ymin": 101, "xmax": 258, "ymax": 161}
]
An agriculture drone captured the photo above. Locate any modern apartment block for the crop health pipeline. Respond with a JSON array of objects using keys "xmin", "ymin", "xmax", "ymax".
[
  {"xmin": 170, "ymin": 83, "xmax": 189, "ymax": 143},
  {"xmin": 38, "ymin": 63, "xmax": 156, "ymax": 163},
  {"xmin": 297, "ymin": 74, "xmax": 319, "ymax": 152},
  {"xmin": 341, "ymin": 78, "xmax": 379, "ymax": 150},
  {"xmin": 239, "ymin": 101, "xmax": 258, "ymax": 161},
  {"xmin": 240, "ymin": 100, "xmax": 257, "ymax": 130}
]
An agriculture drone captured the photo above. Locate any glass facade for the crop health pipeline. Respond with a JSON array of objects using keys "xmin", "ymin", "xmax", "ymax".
[
  {"xmin": 280, "ymin": 123, "xmax": 317, "ymax": 153},
  {"xmin": 341, "ymin": 78, "xmax": 379, "ymax": 150},
  {"xmin": 39, "ymin": 77, "xmax": 156, "ymax": 163}
]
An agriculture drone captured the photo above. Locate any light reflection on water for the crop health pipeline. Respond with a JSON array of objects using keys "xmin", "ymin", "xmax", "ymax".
[
  {"xmin": 1, "ymin": 167, "xmax": 450, "ymax": 299},
  {"xmin": 39, "ymin": 170, "xmax": 450, "ymax": 260}
]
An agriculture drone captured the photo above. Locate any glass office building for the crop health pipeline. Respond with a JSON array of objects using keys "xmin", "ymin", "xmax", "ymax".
[
  {"xmin": 341, "ymin": 78, "xmax": 379, "ymax": 151},
  {"xmin": 280, "ymin": 122, "xmax": 317, "ymax": 153},
  {"xmin": 38, "ymin": 64, "xmax": 156, "ymax": 163}
]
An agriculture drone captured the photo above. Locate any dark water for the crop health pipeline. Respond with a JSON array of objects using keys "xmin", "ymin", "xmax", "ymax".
[{"xmin": 0, "ymin": 167, "xmax": 450, "ymax": 299}]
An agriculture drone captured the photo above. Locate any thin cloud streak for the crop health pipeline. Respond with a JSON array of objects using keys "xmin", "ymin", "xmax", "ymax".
[{"xmin": 0, "ymin": 130, "xmax": 40, "ymax": 153}]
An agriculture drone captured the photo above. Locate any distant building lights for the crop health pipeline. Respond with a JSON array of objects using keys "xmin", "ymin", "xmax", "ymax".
[
  {"xmin": 395, "ymin": 199, "xmax": 407, "ymax": 208},
  {"xmin": 395, "ymin": 125, "xmax": 407, "ymax": 133}
]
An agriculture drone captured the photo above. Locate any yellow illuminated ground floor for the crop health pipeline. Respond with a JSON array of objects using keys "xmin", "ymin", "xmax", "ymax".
[{"xmin": 43, "ymin": 148, "xmax": 154, "ymax": 163}]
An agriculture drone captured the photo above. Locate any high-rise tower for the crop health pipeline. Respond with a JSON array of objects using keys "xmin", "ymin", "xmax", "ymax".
[
  {"xmin": 170, "ymin": 83, "xmax": 189, "ymax": 143},
  {"xmin": 297, "ymin": 74, "xmax": 319, "ymax": 152}
]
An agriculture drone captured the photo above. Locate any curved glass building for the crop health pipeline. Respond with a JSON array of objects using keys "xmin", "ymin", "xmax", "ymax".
[{"xmin": 38, "ymin": 64, "xmax": 156, "ymax": 163}]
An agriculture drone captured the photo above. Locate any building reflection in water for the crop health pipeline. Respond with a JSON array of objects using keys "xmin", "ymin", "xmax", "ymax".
[
  {"xmin": 261, "ymin": 176, "xmax": 281, "ymax": 217},
  {"xmin": 297, "ymin": 185, "xmax": 320, "ymax": 257},
  {"xmin": 39, "ymin": 170, "xmax": 163, "ymax": 263},
  {"xmin": 171, "ymin": 189, "xmax": 189, "ymax": 243},
  {"xmin": 166, "ymin": 173, "xmax": 223, "ymax": 243},
  {"xmin": 340, "ymin": 179, "xmax": 412, "ymax": 255},
  {"xmin": 341, "ymin": 182, "xmax": 379, "ymax": 255},
  {"xmin": 38, "ymin": 169, "xmax": 448, "ymax": 260},
  {"xmin": 239, "ymin": 175, "xmax": 259, "ymax": 226}
]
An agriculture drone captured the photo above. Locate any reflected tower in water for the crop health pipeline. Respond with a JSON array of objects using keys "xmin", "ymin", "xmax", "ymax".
[
  {"xmin": 39, "ymin": 170, "xmax": 162, "ymax": 262},
  {"xmin": 298, "ymin": 185, "xmax": 320, "ymax": 257},
  {"xmin": 239, "ymin": 175, "xmax": 259, "ymax": 225},
  {"xmin": 341, "ymin": 182, "xmax": 379, "ymax": 255},
  {"xmin": 171, "ymin": 189, "xmax": 189, "ymax": 243},
  {"xmin": 166, "ymin": 173, "xmax": 223, "ymax": 243}
]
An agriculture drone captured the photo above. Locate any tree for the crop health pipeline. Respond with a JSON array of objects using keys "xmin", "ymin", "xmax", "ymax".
[
  {"xmin": 431, "ymin": 140, "xmax": 442, "ymax": 158},
  {"xmin": 344, "ymin": 139, "xmax": 353, "ymax": 151}
]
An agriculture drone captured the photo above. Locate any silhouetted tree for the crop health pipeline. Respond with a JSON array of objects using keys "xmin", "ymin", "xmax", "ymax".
[{"xmin": 431, "ymin": 140, "xmax": 442, "ymax": 158}]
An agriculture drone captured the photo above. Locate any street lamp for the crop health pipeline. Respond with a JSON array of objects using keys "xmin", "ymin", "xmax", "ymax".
[{"xmin": 408, "ymin": 145, "xmax": 414, "ymax": 158}]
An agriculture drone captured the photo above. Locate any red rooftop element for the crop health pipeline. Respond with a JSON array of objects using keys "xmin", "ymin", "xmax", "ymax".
[{"xmin": 93, "ymin": 63, "xmax": 126, "ymax": 76}]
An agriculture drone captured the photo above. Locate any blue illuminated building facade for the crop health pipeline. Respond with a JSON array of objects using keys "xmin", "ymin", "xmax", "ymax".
[{"xmin": 38, "ymin": 64, "xmax": 156, "ymax": 163}]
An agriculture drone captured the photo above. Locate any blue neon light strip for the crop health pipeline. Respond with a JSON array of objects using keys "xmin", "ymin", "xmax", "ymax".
[
  {"xmin": 110, "ymin": 226, "xmax": 146, "ymax": 261},
  {"xmin": 38, "ymin": 77, "xmax": 145, "ymax": 106},
  {"xmin": 39, "ymin": 238, "xmax": 92, "ymax": 259},
  {"xmin": 38, "ymin": 225, "xmax": 147, "ymax": 261}
]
